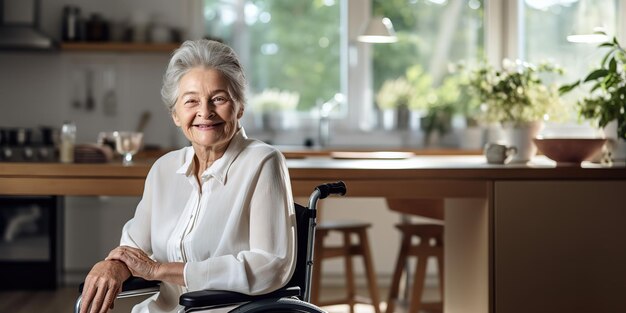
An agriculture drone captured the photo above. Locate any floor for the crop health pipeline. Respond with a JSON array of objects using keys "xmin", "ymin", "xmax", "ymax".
[{"xmin": 0, "ymin": 283, "xmax": 440, "ymax": 313}]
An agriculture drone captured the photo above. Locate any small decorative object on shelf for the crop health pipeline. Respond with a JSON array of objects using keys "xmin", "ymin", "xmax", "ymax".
[{"xmin": 57, "ymin": 7, "xmax": 181, "ymax": 53}]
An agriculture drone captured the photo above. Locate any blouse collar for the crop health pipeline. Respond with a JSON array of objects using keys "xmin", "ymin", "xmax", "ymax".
[{"xmin": 176, "ymin": 127, "xmax": 248, "ymax": 185}]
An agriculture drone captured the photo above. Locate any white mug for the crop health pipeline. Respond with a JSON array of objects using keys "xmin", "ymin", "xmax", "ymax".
[{"xmin": 484, "ymin": 143, "xmax": 517, "ymax": 164}]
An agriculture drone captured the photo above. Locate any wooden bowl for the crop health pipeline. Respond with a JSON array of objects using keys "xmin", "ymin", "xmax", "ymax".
[{"xmin": 533, "ymin": 138, "xmax": 607, "ymax": 164}]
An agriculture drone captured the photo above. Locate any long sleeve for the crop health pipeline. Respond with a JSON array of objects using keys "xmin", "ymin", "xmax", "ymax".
[{"xmin": 120, "ymin": 167, "xmax": 154, "ymax": 255}]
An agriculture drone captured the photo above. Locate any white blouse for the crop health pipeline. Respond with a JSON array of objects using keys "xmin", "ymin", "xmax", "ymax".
[{"xmin": 120, "ymin": 128, "xmax": 297, "ymax": 313}]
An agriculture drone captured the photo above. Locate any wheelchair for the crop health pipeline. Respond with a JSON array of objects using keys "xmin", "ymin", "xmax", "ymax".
[{"xmin": 75, "ymin": 181, "xmax": 347, "ymax": 313}]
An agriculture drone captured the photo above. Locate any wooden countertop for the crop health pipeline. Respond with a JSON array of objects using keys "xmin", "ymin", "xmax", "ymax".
[{"xmin": 1, "ymin": 156, "xmax": 625, "ymax": 197}]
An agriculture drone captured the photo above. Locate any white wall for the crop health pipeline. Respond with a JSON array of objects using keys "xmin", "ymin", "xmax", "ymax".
[
  {"xmin": 0, "ymin": 52, "xmax": 181, "ymax": 147},
  {"xmin": 0, "ymin": 0, "xmax": 192, "ymax": 147}
]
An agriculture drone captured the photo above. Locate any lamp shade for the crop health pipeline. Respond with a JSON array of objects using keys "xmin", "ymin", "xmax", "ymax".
[
  {"xmin": 566, "ymin": 0, "xmax": 612, "ymax": 44},
  {"xmin": 357, "ymin": 16, "xmax": 397, "ymax": 43}
]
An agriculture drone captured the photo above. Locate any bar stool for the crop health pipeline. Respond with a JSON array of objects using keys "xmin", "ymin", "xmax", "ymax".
[
  {"xmin": 310, "ymin": 217, "xmax": 381, "ymax": 313},
  {"xmin": 385, "ymin": 199, "xmax": 444, "ymax": 313}
]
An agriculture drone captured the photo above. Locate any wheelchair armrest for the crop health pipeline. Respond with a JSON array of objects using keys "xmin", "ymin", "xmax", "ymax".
[
  {"xmin": 79, "ymin": 276, "xmax": 161, "ymax": 294},
  {"xmin": 179, "ymin": 286, "xmax": 301, "ymax": 308}
]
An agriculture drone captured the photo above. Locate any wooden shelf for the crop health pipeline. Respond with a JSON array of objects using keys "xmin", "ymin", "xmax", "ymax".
[{"xmin": 60, "ymin": 42, "xmax": 180, "ymax": 53}]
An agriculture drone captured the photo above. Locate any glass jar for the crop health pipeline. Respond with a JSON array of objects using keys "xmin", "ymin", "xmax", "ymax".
[{"xmin": 60, "ymin": 121, "xmax": 76, "ymax": 163}]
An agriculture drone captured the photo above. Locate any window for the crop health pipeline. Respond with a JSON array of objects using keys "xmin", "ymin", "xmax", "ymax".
[
  {"xmin": 371, "ymin": 0, "xmax": 485, "ymax": 133},
  {"xmin": 199, "ymin": 0, "xmax": 623, "ymax": 142},
  {"xmin": 202, "ymin": 0, "xmax": 341, "ymax": 113},
  {"xmin": 202, "ymin": 0, "xmax": 485, "ymax": 134},
  {"xmin": 372, "ymin": 0, "xmax": 484, "ymax": 91},
  {"xmin": 520, "ymin": 0, "xmax": 619, "ymax": 84},
  {"xmin": 518, "ymin": 0, "xmax": 620, "ymax": 134}
]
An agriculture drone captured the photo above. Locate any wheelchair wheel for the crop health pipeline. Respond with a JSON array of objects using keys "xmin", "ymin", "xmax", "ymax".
[{"xmin": 228, "ymin": 297, "xmax": 327, "ymax": 313}]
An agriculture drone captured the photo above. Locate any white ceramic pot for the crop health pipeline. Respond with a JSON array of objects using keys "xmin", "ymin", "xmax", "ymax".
[
  {"xmin": 503, "ymin": 120, "xmax": 544, "ymax": 163},
  {"xmin": 267, "ymin": 111, "xmax": 298, "ymax": 130},
  {"xmin": 409, "ymin": 110, "xmax": 426, "ymax": 132},
  {"xmin": 381, "ymin": 109, "xmax": 397, "ymax": 131},
  {"xmin": 381, "ymin": 107, "xmax": 413, "ymax": 131},
  {"xmin": 603, "ymin": 120, "xmax": 626, "ymax": 161}
]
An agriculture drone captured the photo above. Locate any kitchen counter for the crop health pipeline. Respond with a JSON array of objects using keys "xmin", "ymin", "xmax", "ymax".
[
  {"xmin": 1, "ymin": 156, "xmax": 624, "ymax": 196},
  {"xmin": 1, "ymin": 156, "xmax": 625, "ymax": 313}
]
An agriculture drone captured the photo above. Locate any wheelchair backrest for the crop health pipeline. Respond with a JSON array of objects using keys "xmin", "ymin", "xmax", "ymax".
[{"xmin": 285, "ymin": 202, "xmax": 311, "ymax": 299}]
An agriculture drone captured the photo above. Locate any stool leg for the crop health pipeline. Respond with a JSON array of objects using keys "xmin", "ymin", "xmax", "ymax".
[
  {"xmin": 359, "ymin": 229, "xmax": 381, "ymax": 313},
  {"xmin": 343, "ymin": 231, "xmax": 356, "ymax": 313},
  {"xmin": 386, "ymin": 233, "xmax": 410, "ymax": 313},
  {"xmin": 437, "ymin": 251, "xmax": 444, "ymax": 304},
  {"xmin": 409, "ymin": 254, "xmax": 428, "ymax": 313}
]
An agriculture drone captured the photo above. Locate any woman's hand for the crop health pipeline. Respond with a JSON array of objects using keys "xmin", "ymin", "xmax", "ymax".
[
  {"xmin": 80, "ymin": 260, "xmax": 131, "ymax": 313},
  {"xmin": 106, "ymin": 246, "xmax": 161, "ymax": 280}
]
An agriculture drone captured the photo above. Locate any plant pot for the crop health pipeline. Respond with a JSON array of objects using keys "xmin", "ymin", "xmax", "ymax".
[
  {"xmin": 381, "ymin": 109, "xmax": 398, "ymax": 130},
  {"xmin": 503, "ymin": 120, "xmax": 543, "ymax": 163},
  {"xmin": 260, "ymin": 111, "xmax": 298, "ymax": 131},
  {"xmin": 242, "ymin": 112, "xmax": 267, "ymax": 132},
  {"xmin": 396, "ymin": 105, "xmax": 410, "ymax": 130},
  {"xmin": 408, "ymin": 110, "xmax": 426, "ymax": 132},
  {"xmin": 381, "ymin": 106, "xmax": 411, "ymax": 131},
  {"xmin": 603, "ymin": 120, "xmax": 626, "ymax": 161}
]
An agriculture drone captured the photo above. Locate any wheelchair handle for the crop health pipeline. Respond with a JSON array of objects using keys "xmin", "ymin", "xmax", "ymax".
[
  {"xmin": 315, "ymin": 181, "xmax": 347, "ymax": 199},
  {"xmin": 303, "ymin": 181, "xmax": 347, "ymax": 302}
]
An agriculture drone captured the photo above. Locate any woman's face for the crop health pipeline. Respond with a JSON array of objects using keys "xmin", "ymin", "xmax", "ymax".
[{"xmin": 172, "ymin": 67, "xmax": 243, "ymax": 150}]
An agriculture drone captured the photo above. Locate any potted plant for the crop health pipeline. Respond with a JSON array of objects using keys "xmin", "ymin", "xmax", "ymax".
[
  {"xmin": 433, "ymin": 65, "xmax": 484, "ymax": 149},
  {"xmin": 376, "ymin": 77, "xmax": 415, "ymax": 130},
  {"xmin": 559, "ymin": 32, "xmax": 626, "ymax": 160},
  {"xmin": 468, "ymin": 59, "xmax": 565, "ymax": 162},
  {"xmin": 250, "ymin": 89, "xmax": 299, "ymax": 131},
  {"xmin": 405, "ymin": 64, "xmax": 438, "ymax": 132}
]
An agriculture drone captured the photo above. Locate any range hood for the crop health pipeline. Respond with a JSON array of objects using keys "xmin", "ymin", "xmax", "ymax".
[
  {"xmin": 0, "ymin": 0, "xmax": 57, "ymax": 51},
  {"xmin": 0, "ymin": 25, "xmax": 57, "ymax": 50}
]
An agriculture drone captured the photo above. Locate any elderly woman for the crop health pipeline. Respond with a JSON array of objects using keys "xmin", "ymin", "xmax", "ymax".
[{"xmin": 80, "ymin": 40, "xmax": 297, "ymax": 313}]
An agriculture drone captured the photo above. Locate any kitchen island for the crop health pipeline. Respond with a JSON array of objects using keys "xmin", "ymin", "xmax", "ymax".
[{"xmin": 1, "ymin": 156, "xmax": 625, "ymax": 313}]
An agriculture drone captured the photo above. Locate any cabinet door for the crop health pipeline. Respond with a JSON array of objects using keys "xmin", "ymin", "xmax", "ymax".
[{"xmin": 495, "ymin": 181, "xmax": 626, "ymax": 313}]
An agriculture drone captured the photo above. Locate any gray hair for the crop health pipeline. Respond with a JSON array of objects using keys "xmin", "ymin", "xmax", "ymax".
[{"xmin": 161, "ymin": 39, "xmax": 247, "ymax": 113}]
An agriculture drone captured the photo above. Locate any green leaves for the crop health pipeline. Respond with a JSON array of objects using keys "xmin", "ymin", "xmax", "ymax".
[
  {"xmin": 558, "ymin": 81, "xmax": 580, "ymax": 95},
  {"xmin": 468, "ymin": 60, "xmax": 563, "ymax": 124},
  {"xmin": 609, "ymin": 58, "xmax": 617, "ymax": 73},
  {"xmin": 584, "ymin": 69, "xmax": 609, "ymax": 82},
  {"xmin": 560, "ymin": 35, "xmax": 626, "ymax": 139}
]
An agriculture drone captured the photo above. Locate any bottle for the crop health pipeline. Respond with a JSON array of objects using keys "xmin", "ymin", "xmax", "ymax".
[
  {"xmin": 85, "ymin": 13, "xmax": 110, "ymax": 42},
  {"xmin": 60, "ymin": 121, "xmax": 76, "ymax": 163},
  {"xmin": 62, "ymin": 6, "xmax": 81, "ymax": 42}
]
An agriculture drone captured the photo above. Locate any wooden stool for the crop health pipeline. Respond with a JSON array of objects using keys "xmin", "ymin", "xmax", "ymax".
[
  {"xmin": 311, "ymin": 220, "xmax": 382, "ymax": 313},
  {"xmin": 386, "ymin": 224, "xmax": 444, "ymax": 313}
]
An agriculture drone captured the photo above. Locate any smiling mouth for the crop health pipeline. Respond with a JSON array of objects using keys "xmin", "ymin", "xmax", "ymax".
[{"xmin": 193, "ymin": 122, "xmax": 224, "ymax": 129}]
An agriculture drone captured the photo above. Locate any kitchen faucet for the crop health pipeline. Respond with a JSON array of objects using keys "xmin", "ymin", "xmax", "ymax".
[{"xmin": 318, "ymin": 93, "xmax": 345, "ymax": 148}]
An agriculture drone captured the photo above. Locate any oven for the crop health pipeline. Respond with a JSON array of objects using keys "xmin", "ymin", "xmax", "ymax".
[{"xmin": 0, "ymin": 196, "xmax": 63, "ymax": 289}]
